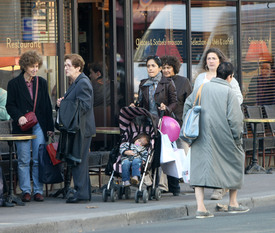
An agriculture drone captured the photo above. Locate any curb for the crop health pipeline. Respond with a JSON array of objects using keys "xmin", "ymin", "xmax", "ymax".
[{"xmin": 1, "ymin": 194, "xmax": 275, "ymax": 233}]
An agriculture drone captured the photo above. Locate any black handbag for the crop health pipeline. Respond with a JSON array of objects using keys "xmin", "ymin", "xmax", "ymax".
[{"xmin": 38, "ymin": 144, "xmax": 64, "ymax": 184}]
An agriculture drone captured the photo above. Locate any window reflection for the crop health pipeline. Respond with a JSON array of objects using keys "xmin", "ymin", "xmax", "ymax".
[
  {"xmin": 133, "ymin": 1, "xmax": 187, "ymax": 98},
  {"xmin": 191, "ymin": 1, "xmax": 237, "ymax": 84},
  {"xmin": 242, "ymin": 2, "xmax": 275, "ymax": 106}
]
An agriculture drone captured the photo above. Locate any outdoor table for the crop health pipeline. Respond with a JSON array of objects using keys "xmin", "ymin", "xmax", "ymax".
[
  {"xmin": 96, "ymin": 127, "xmax": 120, "ymax": 149},
  {"xmin": 243, "ymin": 118, "xmax": 275, "ymax": 174},
  {"xmin": 0, "ymin": 134, "xmax": 37, "ymax": 206},
  {"xmin": 96, "ymin": 127, "xmax": 120, "ymax": 135}
]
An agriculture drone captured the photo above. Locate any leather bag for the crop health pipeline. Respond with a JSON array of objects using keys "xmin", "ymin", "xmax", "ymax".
[
  {"xmin": 46, "ymin": 141, "xmax": 61, "ymax": 165},
  {"xmin": 181, "ymin": 83, "xmax": 204, "ymax": 143},
  {"xmin": 20, "ymin": 77, "xmax": 39, "ymax": 131}
]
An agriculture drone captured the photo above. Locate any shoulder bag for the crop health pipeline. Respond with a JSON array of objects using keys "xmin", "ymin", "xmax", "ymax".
[
  {"xmin": 20, "ymin": 77, "xmax": 39, "ymax": 131},
  {"xmin": 181, "ymin": 83, "xmax": 204, "ymax": 142}
]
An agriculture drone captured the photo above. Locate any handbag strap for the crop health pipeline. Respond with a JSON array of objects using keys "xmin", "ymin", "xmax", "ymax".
[
  {"xmin": 33, "ymin": 76, "xmax": 39, "ymax": 112},
  {"xmin": 193, "ymin": 83, "xmax": 204, "ymax": 106}
]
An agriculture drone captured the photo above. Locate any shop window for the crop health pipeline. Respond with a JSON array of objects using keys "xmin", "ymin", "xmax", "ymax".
[
  {"xmin": 133, "ymin": 0, "xmax": 187, "ymax": 98},
  {"xmin": 242, "ymin": 2, "xmax": 275, "ymax": 106},
  {"xmin": 191, "ymin": 1, "xmax": 237, "ymax": 84},
  {"xmin": 0, "ymin": 0, "xmax": 72, "ymax": 106}
]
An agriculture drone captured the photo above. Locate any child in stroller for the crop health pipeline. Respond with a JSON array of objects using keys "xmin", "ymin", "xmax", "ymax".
[
  {"xmin": 120, "ymin": 133, "xmax": 150, "ymax": 187},
  {"xmin": 103, "ymin": 106, "xmax": 162, "ymax": 203}
]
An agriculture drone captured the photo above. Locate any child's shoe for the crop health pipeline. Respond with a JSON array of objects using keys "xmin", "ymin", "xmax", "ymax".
[
  {"xmin": 122, "ymin": 180, "xmax": 130, "ymax": 187},
  {"xmin": 130, "ymin": 176, "xmax": 139, "ymax": 186}
]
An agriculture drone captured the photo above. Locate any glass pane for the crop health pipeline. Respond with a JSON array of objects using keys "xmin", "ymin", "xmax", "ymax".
[
  {"xmin": 133, "ymin": 1, "xmax": 187, "ymax": 99},
  {"xmin": 242, "ymin": 2, "xmax": 275, "ymax": 106},
  {"xmin": 78, "ymin": 2, "xmax": 112, "ymax": 150},
  {"xmin": 191, "ymin": 1, "xmax": 237, "ymax": 85},
  {"xmin": 0, "ymin": 0, "xmax": 71, "ymax": 107}
]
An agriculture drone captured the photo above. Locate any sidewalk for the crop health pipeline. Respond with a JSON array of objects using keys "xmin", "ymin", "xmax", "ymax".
[{"xmin": 0, "ymin": 172, "xmax": 275, "ymax": 233}]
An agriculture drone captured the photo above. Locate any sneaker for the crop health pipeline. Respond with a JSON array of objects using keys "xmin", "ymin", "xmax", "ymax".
[
  {"xmin": 196, "ymin": 211, "xmax": 214, "ymax": 219},
  {"xmin": 130, "ymin": 176, "xmax": 139, "ymax": 186},
  {"xmin": 210, "ymin": 189, "xmax": 228, "ymax": 200},
  {"xmin": 122, "ymin": 180, "xmax": 130, "ymax": 187},
  {"xmin": 228, "ymin": 205, "xmax": 250, "ymax": 213}
]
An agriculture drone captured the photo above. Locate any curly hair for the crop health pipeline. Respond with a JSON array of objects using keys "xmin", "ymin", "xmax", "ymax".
[
  {"xmin": 64, "ymin": 54, "xmax": 85, "ymax": 72},
  {"xmin": 202, "ymin": 48, "xmax": 228, "ymax": 71},
  {"xmin": 19, "ymin": 50, "xmax": 43, "ymax": 71},
  {"xmin": 161, "ymin": 55, "xmax": 181, "ymax": 74}
]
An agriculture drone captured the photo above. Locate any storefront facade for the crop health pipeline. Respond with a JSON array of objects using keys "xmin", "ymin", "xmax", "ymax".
[{"xmin": 0, "ymin": 0, "xmax": 274, "ymax": 149}]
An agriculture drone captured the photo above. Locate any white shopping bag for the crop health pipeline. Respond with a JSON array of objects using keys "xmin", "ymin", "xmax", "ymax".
[
  {"xmin": 160, "ymin": 130, "xmax": 176, "ymax": 164},
  {"xmin": 161, "ymin": 149, "xmax": 186, "ymax": 179},
  {"xmin": 182, "ymin": 148, "xmax": 191, "ymax": 183}
]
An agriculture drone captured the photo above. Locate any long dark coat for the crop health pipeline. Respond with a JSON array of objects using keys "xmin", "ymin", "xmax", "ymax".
[
  {"xmin": 183, "ymin": 78, "xmax": 244, "ymax": 189},
  {"xmin": 6, "ymin": 72, "xmax": 54, "ymax": 139},
  {"xmin": 58, "ymin": 72, "xmax": 95, "ymax": 200}
]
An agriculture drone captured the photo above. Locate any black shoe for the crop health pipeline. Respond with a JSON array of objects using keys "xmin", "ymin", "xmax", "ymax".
[
  {"xmin": 66, "ymin": 197, "xmax": 90, "ymax": 204},
  {"xmin": 173, "ymin": 192, "xmax": 180, "ymax": 196},
  {"xmin": 66, "ymin": 197, "xmax": 79, "ymax": 203},
  {"xmin": 3, "ymin": 201, "xmax": 15, "ymax": 207}
]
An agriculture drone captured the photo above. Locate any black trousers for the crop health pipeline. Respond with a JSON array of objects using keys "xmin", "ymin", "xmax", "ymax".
[{"xmin": 167, "ymin": 175, "xmax": 180, "ymax": 194}]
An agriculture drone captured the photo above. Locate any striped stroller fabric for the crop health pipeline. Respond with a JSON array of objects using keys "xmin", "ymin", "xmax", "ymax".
[{"xmin": 118, "ymin": 106, "xmax": 158, "ymax": 145}]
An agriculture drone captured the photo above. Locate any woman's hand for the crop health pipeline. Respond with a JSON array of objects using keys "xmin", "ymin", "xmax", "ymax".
[
  {"xmin": 18, "ymin": 116, "xmax": 28, "ymax": 126},
  {"xmin": 129, "ymin": 103, "xmax": 135, "ymax": 107},
  {"xmin": 56, "ymin": 97, "xmax": 64, "ymax": 107},
  {"xmin": 47, "ymin": 131, "xmax": 55, "ymax": 137},
  {"xmin": 158, "ymin": 103, "xmax": 167, "ymax": 111}
]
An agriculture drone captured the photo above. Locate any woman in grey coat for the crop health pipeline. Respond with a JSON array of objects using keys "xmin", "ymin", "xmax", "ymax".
[{"xmin": 183, "ymin": 62, "xmax": 249, "ymax": 218}]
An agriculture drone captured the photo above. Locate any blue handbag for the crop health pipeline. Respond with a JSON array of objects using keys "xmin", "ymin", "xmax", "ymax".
[{"xmin": 181, "ymin": 84, "xmax": 204, "ymax": 143}]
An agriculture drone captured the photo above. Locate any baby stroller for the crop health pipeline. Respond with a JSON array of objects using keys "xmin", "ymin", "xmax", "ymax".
[{"xmin": 102, "ymin": 106, "xmax": 162, "ymax": 203}]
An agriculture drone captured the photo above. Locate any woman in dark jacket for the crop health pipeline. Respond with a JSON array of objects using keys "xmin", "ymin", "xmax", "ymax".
[
  {"xmin": 161, "ymin": 55, "xmax": 192, "ymax": 196},
  {"xmin": 6, "ymin": 50, "xmax": 54, "ymax": 202},
  {"xmin": 131, "ymin": 55, "xmax": 177, "ymax": 117},
  {"xmin": 130, "ymin": 55, "xmax": 177, "ymax": 189}
]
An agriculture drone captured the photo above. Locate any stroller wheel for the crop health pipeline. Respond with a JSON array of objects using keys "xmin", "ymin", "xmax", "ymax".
[
  {"xmin": 142, "ymin": 189, "xmax": 149, "ymax": 203},
  {"xmin": 124, "ymin": 186, "xmax": 131, "ymax": 199},
  {"xmin": 155, "ymin": 187, "xmax": 161, "ymax": 201},
  {"xmin": 110, "ymin": 188, "xmax": 118, "ymax": 202},
  {"xmin": 134, "ymin": 190, "xmax": 140, "ymax": 203},
  {"xmin": 102, "ymin": 188, "xmax": 108, "ymax": 202}
]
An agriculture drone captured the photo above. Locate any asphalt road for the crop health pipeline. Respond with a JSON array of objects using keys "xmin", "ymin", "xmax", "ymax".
[{"xmin": 94, "ymin": 205, "xmax": 275, "ymax": 233}]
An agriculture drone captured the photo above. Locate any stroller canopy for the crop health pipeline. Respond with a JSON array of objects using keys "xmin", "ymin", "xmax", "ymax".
[{"xmin": 118, "ymin": 107, "xmax": 159, "ymax": 143}]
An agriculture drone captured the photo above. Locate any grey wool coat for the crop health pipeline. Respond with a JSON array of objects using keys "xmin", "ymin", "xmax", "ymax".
[{"xmin": 183, "ymin": 78, "xmax": 244, "ymax": 189}]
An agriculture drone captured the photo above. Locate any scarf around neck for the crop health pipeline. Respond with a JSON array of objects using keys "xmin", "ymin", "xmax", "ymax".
[{"xmin": 143, "ymin": 72, "xmax": 162, "ymax": 86}]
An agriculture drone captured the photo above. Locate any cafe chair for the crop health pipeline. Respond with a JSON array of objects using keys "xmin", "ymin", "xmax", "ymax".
[
  {"xmin": 263, "ymin": 105, "xmax": 275, "ymax": 167},
  {"xmin": 0, "ymin": 120, "xmax": 18, "ymax": 194},
  {"xmin": 242, "ymin": 120, "xmax": 255, "ymax": 167},
  {"xmin": 88, "ymin": 151, "xmax": 109, "ymax": 189},
  {"xmin": 245, "ymin": 105, "xmax": 266, "ymax": 168}
]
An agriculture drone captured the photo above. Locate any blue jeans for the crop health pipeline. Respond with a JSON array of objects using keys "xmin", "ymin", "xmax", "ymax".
[
  {"xmin": 121, "ymin": 158, "xmax": 141, "ymax": 181},
  {"xmin": 16, "ymin": 123, "xmax": 45, "ymax": 195}
]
